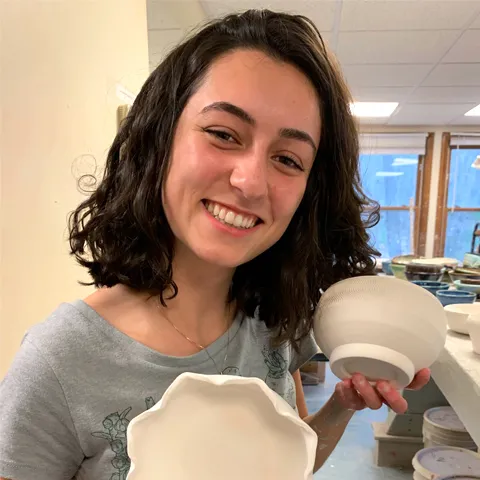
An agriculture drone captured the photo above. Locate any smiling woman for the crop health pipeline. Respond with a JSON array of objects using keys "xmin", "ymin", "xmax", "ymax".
[{"xmin": 0, "ymin": 9, "xmax": 427, "ymax": 480}]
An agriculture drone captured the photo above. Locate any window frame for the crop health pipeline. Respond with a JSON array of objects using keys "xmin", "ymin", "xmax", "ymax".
[{"xmin": 434, "ymin": 134, "xmax": 480, "ymax": 257}]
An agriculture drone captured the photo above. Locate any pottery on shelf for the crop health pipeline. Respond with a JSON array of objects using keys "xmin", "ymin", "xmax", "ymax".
[
  {"xmin": 467, "ymin": 313, "xmax": 480, "ymax": 355},
  {"xmin": 313, "ymin": 276, "xmax": 447, "ymax": 388},
  {"xmin": 449, "ymin": 269, "xmax": 480, "ymax": 284},
  {"xmin": 406, "ymin": 270, "xmax": 444, "ymax": 282},
  {"xmin": 464, "ymin": 252, "xmax": 480, "ymax": 269},
  {"xmin": 126, "ymin": 373, "xmax": 317, "ymax": 480},
  {"xmin": 391, "ymin": 263, "xmax": 407, "ymax": 280},
  {"xmin": 382, "ymin": 260, "xmax": 393, "ymax": 276},
  {"xmin": 454, "ymin": 280, "xmax": 480, "ymax": 298},
  {"xmin": 444, "ymin": 304, "xmax": 480, "ymax": 335},
  {"xmin": 412, "ymin": 447, "xmax": 480, "ymax": 479},
  {"xmin": 436, "ymin": 290, "xmax": 477, "ymax": 307},
  {"xmin": 411, "ymin": 257, "xmax": 459, "ymax": 268},
  {"xmin": 391, "ymin": 254, "xmax": 422, "ymax": 265},
  {"xmin": 412, "ymin": 281, "xmax": 450, "ymax": 297}
]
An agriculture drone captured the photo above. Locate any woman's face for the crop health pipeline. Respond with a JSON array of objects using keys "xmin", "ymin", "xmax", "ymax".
[{"xmin": 163, "ymin": 49, "xmax": 322, "ymax": 268}]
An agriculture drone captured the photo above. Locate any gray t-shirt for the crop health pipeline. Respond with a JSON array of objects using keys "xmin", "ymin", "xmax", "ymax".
[{"xmin": 0, "ymin": 299, "xmax": 319, "ymax": 480}]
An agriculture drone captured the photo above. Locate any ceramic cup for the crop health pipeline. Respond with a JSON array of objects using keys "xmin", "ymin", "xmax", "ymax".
[
  {"xmin": 436, "ymin": 290, "xmax": 477, "ymax": 307},
  {"xmin": 411, "ymin": 281, "xmax": 450, "ymax": 296},
  {"xmin": 467, "ymin": 313, "xmax": 480, "ymax": 355},
  {"xmin": 314, "ymin": 276, "xmax": 447, "ymax": 388}
]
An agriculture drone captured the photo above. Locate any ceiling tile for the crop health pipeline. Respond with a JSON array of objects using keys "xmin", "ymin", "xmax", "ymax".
[
  {"xmin": 342, "ymin": 64, "xmax": 431, "ymax": 87},
  {"xmin": 350, "ymin": 86, "xmax": 411, "ymax": 102},
  {"xmin": 422, "ymin": 63, "xmax": 480, "ymax": 86},
  {"xmin": 388, "ymin": 103, "xmax": 477, "ymax": 125},
  {"xmin": 337, "ymin": 30, "xmax": 459, "ymax": 64},
  {"xmin": 449, "ymin": 114, "xmax": 480, "ymax": 125},
  {"xmin": 442, "ymin": 29, "xmax": 480, "ymax": 63},
  {"xmin": 341, "ymin": 1, "xmax": 478, "ymax": 31},
  {"xmin": 200, "ymin": 0, "xmax": 336, "ymax": 31},
  {"xmin": 408, "ymin": 86, "xmax": 480, "ymax": 104}
]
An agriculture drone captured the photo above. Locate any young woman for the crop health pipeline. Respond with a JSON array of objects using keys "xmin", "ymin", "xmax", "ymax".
[{"xmin": 0, "ymin": 9, "xmax": 429, "ymax": 480}]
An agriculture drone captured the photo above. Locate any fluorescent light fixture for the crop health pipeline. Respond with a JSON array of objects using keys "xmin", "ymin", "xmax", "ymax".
[
  {"xmin": 350, "ymin": 102, "xmax": 398, "ymax": 117},
  {"xmin": 376, "ymin": 171, "xmax": 404, "ymax": 177},
  {"xmin": 391, "ymin": 157, "xmax": 418, "ymax": 166},
  {"xmin": 465, "ymin": 104, "xmax": 480, "ymax": 116},
  {"xmin": 472, "ymin": 155, "xmax": 480, "ymax": 169}
]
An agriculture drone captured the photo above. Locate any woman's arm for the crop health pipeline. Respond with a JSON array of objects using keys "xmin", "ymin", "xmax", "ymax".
[{"xmin": 293, "ymin": 370, "xmax": 354, "ymax": 472}]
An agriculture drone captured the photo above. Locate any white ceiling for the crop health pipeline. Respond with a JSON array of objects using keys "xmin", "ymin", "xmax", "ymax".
[{"xmin": 147, "ymin": 0, "xmax": 480, "ymax": 126}]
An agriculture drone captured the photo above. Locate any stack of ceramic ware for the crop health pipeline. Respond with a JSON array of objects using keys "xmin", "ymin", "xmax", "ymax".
[
  {"xmin": 314, "ymin": 276, "xmax": 447, "ymax": 389},
  {"xmin": 405, "ymin": 263, "xmax": 444, "ymax": 282},
  {"xmin": 391, "ymin": 255, "xmax": 422, "ymax": 280},
  {"xmin": 412, "ymin": 446, "xmax": 480, "ymax": 480},
  {"xmin": 423, "ymin": 407, "xmax": 477, "ymax": 451}
]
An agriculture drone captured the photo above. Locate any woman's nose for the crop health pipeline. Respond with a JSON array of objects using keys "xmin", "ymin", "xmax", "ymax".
[{"xmin": 229, "ymin": 153, "xmax": 269, "ymax": 201}]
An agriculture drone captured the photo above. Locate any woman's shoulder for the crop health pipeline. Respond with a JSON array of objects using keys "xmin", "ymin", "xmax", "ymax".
[{"xmin": 25, "ymin": 300, "xmax": 103, "ymax": 363}]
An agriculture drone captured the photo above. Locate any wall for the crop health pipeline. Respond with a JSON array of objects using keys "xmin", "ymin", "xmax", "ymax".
[{"xmin": 0, "ymin": 0, "xmax": 149, "ymax": 377}]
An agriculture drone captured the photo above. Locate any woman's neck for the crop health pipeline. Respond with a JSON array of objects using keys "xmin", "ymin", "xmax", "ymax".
[{"xmin": 163, "ymin": 244, "xmax": 236, "ymax": 336}]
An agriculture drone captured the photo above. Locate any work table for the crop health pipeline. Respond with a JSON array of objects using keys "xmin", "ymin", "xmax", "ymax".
[{"xmin": 430, "ymin": 330, "xmax": 480, "ymax": 445}]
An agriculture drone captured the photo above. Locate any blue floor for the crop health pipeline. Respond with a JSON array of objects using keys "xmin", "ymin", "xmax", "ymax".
[{"xmin": 304, "ymin": 365, "xmax": 413, "ymax": 480}]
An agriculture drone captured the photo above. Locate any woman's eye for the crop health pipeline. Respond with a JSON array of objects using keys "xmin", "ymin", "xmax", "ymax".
[
  {"xmin": 277, "ymin": 155, "xmax": 304, "ymax": 172},
  {"xmin": 205, "ymin": 129, "xmax": 236, "ymax": 143}
]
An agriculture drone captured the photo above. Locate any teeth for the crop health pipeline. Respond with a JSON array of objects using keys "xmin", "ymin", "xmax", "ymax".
[{"xmin": 205, "ymin": 201, "xmax": 258, "ymax": 230}]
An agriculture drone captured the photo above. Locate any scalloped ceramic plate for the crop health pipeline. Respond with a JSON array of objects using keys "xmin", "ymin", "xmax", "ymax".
[{"xmin": 126, "ymin": 373, "xmax": 317, "ymax": 480}]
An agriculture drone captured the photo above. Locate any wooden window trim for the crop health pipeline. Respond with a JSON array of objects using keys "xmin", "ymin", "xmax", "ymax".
[{"xmin": 434, "ymin": 133, "xmax": 451, "ymax": 257}]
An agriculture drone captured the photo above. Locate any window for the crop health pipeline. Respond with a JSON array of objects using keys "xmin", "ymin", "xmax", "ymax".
[
  {"xmin": 436, "ymin": 135, "xmax": 480, "ymax": 259},
  {"xmin": 359, "ymin": 134, "xmax": 432, "ymax": 259}
]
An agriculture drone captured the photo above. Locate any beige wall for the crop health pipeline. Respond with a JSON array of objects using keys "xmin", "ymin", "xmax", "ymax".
[{"xmin": 0, "ymin": 0, "xmax": 149, "ymax": 377}]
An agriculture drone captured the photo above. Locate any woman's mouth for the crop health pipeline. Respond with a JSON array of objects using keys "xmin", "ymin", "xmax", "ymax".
[{"xmin": 202, "ymin": 200, "xmax": 261, "ymax": 230}]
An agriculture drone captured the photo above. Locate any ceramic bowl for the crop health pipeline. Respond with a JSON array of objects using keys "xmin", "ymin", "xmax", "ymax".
[
  {"xmin": 391, "ymin": 263, "xmax": 407, "ymax": 280},
  {"xmin": 126, "ymin": 373, "xmax": 317, "ymax": 480},
  {"xmin": 436, "ymin": 290, "xmax": 477, "ymax": 307},
  {"xmin": 448, "ymin": 270, "xmax": 480, "ymax": 284},
  {"xmin": 454, "ymin": 280, "xmax": 480, "ymax": 298},
  {"xmin": 455, "ymin": 267, "xmax": 480, "ymax": 275},
  {"xmin": 411, "ymin": 281, "xmax": 450, "ymax": 296},
  {"xmin": 382, "ymin": 260, "xmax": 393, "ymax": 276},
  {"xmin": 411, "ymin": 257, "xmax": 459, "ymax": 268},
  {"xmin": 392, "ymin": 254, "xmax": 422, "ymax": 265},
  {"xmin": 313, "ymin": 276, "xmax": 447, "ymax": 388},
  {"xmin": 405, "ymin": 271, "xmax": 444, "ymax": 282},
  {"xmin": 467, "ymin": 313, "xmax": 480, "ymax": 354},
  {"xmin": 444, "ymin": 304, "xmax": 480, "ymax": 335},
  {"xmin": 464, "ymin": 252, "xmax": 480, "ymax": 269}
]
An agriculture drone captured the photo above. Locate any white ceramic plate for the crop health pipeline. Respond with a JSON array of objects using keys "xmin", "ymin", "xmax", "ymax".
[{"xmin": 126, "ymin": 373, "xmax": 317, "ymax": 480}]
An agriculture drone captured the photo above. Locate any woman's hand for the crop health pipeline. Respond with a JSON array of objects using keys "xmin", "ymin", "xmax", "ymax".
[{"xmin": 333, "ymin": 368, "xmax": 431, "ymax": 414}]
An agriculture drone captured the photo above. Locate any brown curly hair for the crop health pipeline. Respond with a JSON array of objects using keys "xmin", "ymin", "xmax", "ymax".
[{"xmin": 69, "ymin": 9, "xmax": 380, "ymax": 348}]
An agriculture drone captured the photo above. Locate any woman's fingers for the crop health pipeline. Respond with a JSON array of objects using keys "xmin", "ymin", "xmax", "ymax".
[
  {"xmin": 406, "ymin": 368, "xmax": 431, "ymax": 390},
  {"xmin": 376, "ymin": 380, "xmax": 408, "ymax": 414},
  {"xmin": 336, "ymin": 378, "xmax": 366, "ymax": 410},
  {"xmin": 351, "ymin": 373, "xmax": 383, "ymax": 410}
]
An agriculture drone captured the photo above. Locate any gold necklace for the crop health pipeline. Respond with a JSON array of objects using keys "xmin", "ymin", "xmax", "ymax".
[{"xmin": 159, "ymin": 302, "xmax": 231, "ymax": 375}]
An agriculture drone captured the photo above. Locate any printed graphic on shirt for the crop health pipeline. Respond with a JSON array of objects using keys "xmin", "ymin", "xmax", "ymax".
[
  {"xmin": 262, "ymin": 345, "xmax": 296, "ymax": 406},
  {"xmin": 92, "ymin": 397, "xmax": 157, "ymax": 480}
]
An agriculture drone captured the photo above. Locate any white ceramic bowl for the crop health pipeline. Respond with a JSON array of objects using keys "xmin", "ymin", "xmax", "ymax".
[
  {"xmin": 467, "ymin": 313, "xmax": 480, "ymax": 355},
  {"xmin": 126, "ymin": 373, "xmax": 317, "ymax": 480},
  {"xmin": 445, "ymin": 303, "xmax": 480, "ymax": 335},
  {"xmin": 313, "ymin": 276, "xmax": 447, "ymax": 388}
]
